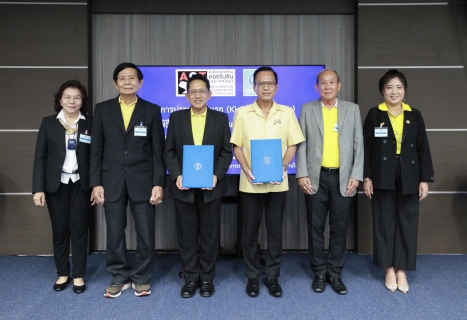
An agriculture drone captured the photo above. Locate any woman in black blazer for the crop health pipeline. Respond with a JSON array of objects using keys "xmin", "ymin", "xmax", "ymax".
[
  {"xmin": 363, "ymin": 70, "xmax": 434, "ymax": 294},
  {"xmin": 32, "ymin": 80, "xmax": 92, "ymax": 294}
]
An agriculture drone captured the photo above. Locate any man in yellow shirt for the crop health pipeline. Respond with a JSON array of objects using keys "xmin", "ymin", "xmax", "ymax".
[
  {"xmin": 296, "ymin": 69, "xmax": 364, "ymax": 295},
  {"xmin": 231, "ymin": 67, "xmax": 305, "ymax": 298},
  {"xmin": 164, "ymin": 74, "xmax": 232, "ymax": 298},
  {"xmin": 90, "ymin": 63, "xmax": 166, "ymax": 298}
]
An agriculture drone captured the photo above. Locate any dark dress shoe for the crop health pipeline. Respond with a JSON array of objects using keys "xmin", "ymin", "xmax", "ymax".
[
  {"xmin": 265, "ymin": 278, "xmax": 282, "ymax": 297},
  {"xmin": 181, "ymin": 281, "xmax": 199, "ymax": 298},
  {"xmin": 246, "ymin": 278, "xmax": 259, "ymax": 297},
  {"xmin": 326, "ymin": 274, "xmax": 347, "ymax": 295},
  {"xmin": 312, "ymin": 275, "xmax": 326, "ymax": 293},
  {"xmin": 53, "ymin": 278, "xmax": 70, "ymax": 292},
  {"xmin": 199, "ymin": 280, "xmax": 215, "ymax": 297},
  {"xmin": 73, "ymin": 284, "xmax": 86, "ymax": 294}
]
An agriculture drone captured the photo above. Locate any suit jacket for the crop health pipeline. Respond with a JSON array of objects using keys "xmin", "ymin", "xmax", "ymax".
[
  {"xmin": 296, "ymin": 99, "xmax": 364, "ymax": 197},
  {"xmin": 163, "ymin": 107, "xmax": 233, "ymax": 203},
  {"xmin": 32, "ymin": 114, "xmax": 92, "ymax": 193},
  {"xmin": 363, "ymin": 106, "xmax": 434, "ymax": 194},
  {"xmin": 89, "ymin": 96, "xmax": 166, "ymax": 202}
]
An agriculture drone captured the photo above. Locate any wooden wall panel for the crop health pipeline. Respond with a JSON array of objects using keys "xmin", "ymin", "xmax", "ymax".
[
  {"xmin": 0, "ymin": 3, "xmax": 87, "ymax": 66},
  {"xmin": 92, "ymin": 14, "xmax": 355, "ymax": 251},
  {"xmin": 0, "ymin": 133, "xmax": 36, "ymax": 193},
  {"xmin": 358, "ymin": 68, "xmax": 467, "ymax": 129},
  {"xmin": 357, "ymin": 1, "xmax": 467, "ymax": 254},
  {"xmin": 358, "ymin": 5, "xmax": 461, "ymax": 66},
  {"xmin": 0, "ymin": 2, "xmax": 88, "ymax": 255},
  {"xmin": 0, "ymin": 69, "xmax": 88, "ymax": 129},
  {"xmin": 0, "ymin": 196, "xmax": 53, "ymax": 255},
  {"xmin": 358, "ymin": 193, "xmax": 467, "ymax": 254}
]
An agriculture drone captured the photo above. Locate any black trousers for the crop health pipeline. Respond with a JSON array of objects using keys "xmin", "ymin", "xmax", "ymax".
[
  {"xmin": 305, "ymin": 171, "xmax": 353, "ymax": 277},
  {"xmin": 104, "ymin": 181, "xmax": 155, "ymax": 284},
  {"xmin": 45, "ymin": 179, "xmax": 90, "ymax": 278},
  {"xmin": 372, "ymin": 158, "xmax": 419, "ymax": 271},
  {"xmin": 241, "ymin": 191, "xmax": 286, "ymax": 279},
  {"xmin": 174, "ymin": 189, "xmax": 221, "ymax": 283}
]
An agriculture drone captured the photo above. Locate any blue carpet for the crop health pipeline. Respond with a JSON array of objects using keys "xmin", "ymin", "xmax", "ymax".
[{"xmin": 0, "ymin": 253, "xmax": 466, "ymax": 320}]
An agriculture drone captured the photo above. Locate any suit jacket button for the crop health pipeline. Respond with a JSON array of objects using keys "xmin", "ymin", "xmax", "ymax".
[
  {"xmin": 383, "ymin": 157, "xmax": 387, "ymax": 160},
  {"xmin": 124, "ymin": 166, "xmax": 127, "ymax": 169},
  {"xmin": 124, "ymin": 151, "xmax": 127, "ymax": 154},
  {"xmin": 410, "ymin": 144, "xmax": 414, "ymax": 147},
  {"xmin": 383, "ymin": 140, "xmax": 387, "ymax": 143},
  {"xmin": 412, "ymin": 161, "xmax": 415, "ymax": 164}
]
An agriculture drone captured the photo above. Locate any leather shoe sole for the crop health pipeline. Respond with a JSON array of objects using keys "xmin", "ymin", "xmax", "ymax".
[
  {"xmin": 73, "ymin": 284, "xmax": 86, "ymax": 294},
  {"xmin": 312, "ymin": 275, "xmax": 326, "ymax": 293},
  {"xmin": 264, "ymin": 278, "xmax": 282, "ymax": 297},
  {"xmin": 246, "ymin": 278, "xmax": 259, "ymax": 297},
  {"xmin": 199, "ymin": 280, "xmax": 215, "ymax": 297},
  {"xmin": 326, "ymin": 274, "xmax": 347, "ymax": 295}
]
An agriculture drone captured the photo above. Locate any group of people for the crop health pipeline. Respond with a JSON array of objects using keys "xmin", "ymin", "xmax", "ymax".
[{"xmin": 32, "ymin": 63, "xmax": 434, "ymax": 299}]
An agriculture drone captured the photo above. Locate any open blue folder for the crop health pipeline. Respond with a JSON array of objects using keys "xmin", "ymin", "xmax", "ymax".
[
  {"xmin": 251, "ymin": 139, "xmax": 283, "ymax": 183},
  {"xmin": 182, "ymin": 145, "xmax": 214, "ymax": 188}
]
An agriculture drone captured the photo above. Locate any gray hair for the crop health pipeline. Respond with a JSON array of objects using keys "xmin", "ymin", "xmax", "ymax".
[{"xmin": 316, "ymin": 68, "xmax": 340, "ymax": 84}]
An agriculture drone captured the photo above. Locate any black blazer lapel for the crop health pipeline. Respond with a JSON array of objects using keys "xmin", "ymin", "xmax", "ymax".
[
  {"xmin": 402, "ymin": 111, "xmax": 415, "ymax": 143},
  {"xmin": 54, "ymin": 118, "xmax": 67, "ymax": 151},
  {"xmin": 182, "ymin": 109, "xmax": 195, "ymax": 145},
  {"xmin": 76, "ymin": 118, "xmax": 87, "ymax": 149},
  {"xmin": 127, "ymin": 99, "xmax": 145, "ymax": 135},
  {"xmin": 202, "ymin": 108, "xmax": 215, "ymax": 145},
  {"xmin": 378, "ymin": 110, "xmax": 396, "ymax": 141},
  {"xmin": 110, "ymin": 98, "xmax": 126, "ymax": 134}
]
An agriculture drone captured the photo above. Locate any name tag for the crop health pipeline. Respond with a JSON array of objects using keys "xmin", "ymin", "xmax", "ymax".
[
  {"xmin": 134, "ymin": 125, "xmax": 147, "ymax": 136},
  {"xmin": 374, "ymin": 127, "xmax": 388, "ymax": 137},
  {"xmin": 334, "ymin": 123, "xmax": 338, "ymax": 132},
  {"xmin": 79, "ymin": 134, "xmax": 91, "ymax": 144}
]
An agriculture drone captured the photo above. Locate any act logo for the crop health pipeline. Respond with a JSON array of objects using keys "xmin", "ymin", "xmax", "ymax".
[{"xmin": 177, "ymin": 70, "xmax": 207, "ymax": 95}]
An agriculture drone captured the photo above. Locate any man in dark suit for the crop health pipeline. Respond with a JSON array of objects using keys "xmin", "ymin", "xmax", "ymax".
[
  {"xmin": 296, "ymin": 69, "xmax": 364, "ymax": 295},
  {"xmin": 90, "ymin": 62, "xmax": 165, "ymax": 298},
  {"xmin": 164, "ymin": 74, "xmax": 232, "ymax": 298}
]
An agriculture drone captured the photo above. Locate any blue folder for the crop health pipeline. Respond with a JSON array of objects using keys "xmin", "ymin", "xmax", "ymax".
[
  {"xmin": 251, "ymin": 139, "xmax": 283, "ymax": 183},
  {"xmin": 182, "ymin": 145, "xmax": 214, "ymax": 188}
]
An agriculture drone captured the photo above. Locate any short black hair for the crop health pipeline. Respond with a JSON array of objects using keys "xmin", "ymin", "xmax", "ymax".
[
  {"xmin": 253, "ymin": 66, "xmax": 278, "ymax": 84},
  {"xmin": 316, "ymin": 68, "xmax": 340, "ymax": 84},
  {"xmin": 378, "ymin": 69, "xmax": 407, "ymax": 95},
  {"xmin": 113, "ymin": 62, "xmax": 143, "ymax": 82},
  {"xmin": 54, "ymin": 79, "xmax": 89, "ymax": 114},
  {"xmin": 187, "ymin": 73, "xmax": 211, "ymax": 91}
]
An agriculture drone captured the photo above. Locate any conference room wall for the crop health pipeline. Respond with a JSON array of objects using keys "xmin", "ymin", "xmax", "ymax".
[
  {"xmin": 91, "ymin": 13, "xmax": 355, "ymax": 251},
  {"xmin": 0, "ymin": 1, "xmax": 88, "ymax": 255},
  {"xmin": 357, "ymin": 1, "xmax": 467, "ymax": 253}
]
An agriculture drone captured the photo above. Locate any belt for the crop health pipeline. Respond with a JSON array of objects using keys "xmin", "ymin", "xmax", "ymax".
[
  {"xmin": 62, "ymin": 169, "xmax": 79, "ymax": 174},
  {"xmin": 321, "ymin": 167, "xmax": 339, "ymax": 174}
]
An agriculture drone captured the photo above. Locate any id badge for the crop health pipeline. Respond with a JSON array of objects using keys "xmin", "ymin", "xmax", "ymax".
[
  {"xmin": 67, "ymin": 138, "xmax": 77, "ymax": 150},
  {"xmin": 79, "ymin": 134, "xmax": 91, "ymax": 144},
  {"xmin": 374, "ymin": 127, "xmax": 388, "ymax": 137},
  {"xmin": 134, "ymin": 125, "xmax": 147, "ymax": 136}
]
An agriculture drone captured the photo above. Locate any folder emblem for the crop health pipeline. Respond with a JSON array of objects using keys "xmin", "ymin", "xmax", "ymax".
[
  {"xmin": 194, "ymin": 163, "xmax": 202, "ymax": 170},
  {"xmin": 263, "ymin": 156, "xmax": 271, "ymax": 164}
]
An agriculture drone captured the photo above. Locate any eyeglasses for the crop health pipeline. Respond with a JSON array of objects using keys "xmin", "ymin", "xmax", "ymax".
[
  {"xmin": 255, "ymin": 81, "xmax": 276, "ymax": 88},
  {"xmin": 187, "ymin": 89, "xmax": 209, "ymax": 96},
  {"xmin": 62, "ymin": 95, "xmax": 82, "ymax": 102}
]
